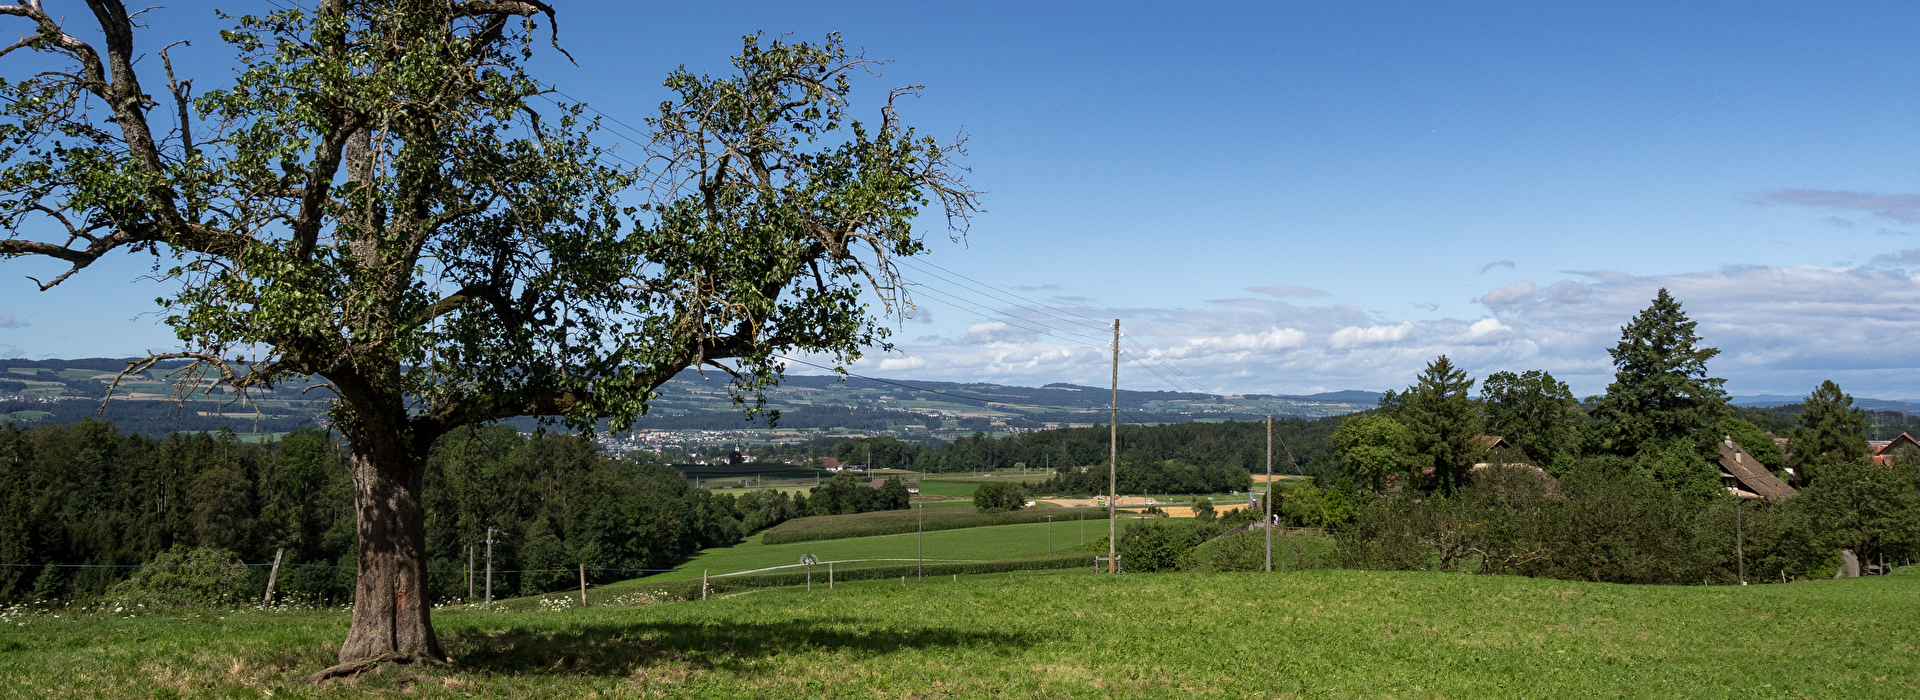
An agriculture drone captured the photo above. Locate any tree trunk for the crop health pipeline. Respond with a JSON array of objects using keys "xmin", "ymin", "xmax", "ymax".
[{"xmin": 336, "ymin": 445, "xmax": 443, "ymax": 665}]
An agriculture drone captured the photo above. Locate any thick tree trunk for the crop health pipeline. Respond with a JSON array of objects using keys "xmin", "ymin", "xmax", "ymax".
[{"xmin": 336, "ymin": 445, "xmax": 443, "ymax": 665}]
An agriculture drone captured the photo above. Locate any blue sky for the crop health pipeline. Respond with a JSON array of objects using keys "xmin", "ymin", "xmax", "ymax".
[{"xmin": 4, "ymin": 1, "xmax": 1920, "ymax": 400}]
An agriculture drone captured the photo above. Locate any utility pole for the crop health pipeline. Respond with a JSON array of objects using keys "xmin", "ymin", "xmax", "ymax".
[
  {"xmin": 484, "ymin": 527, "xmax": 494, "ymax": 609},
  {"xmin": 1736, "ymin": 496, "xmax": 1746, "ymax": 585},
  {"xmin": 1266, "ymin": 414, "xmax": 1273, "ymax": 573},
  {"xmin": 261, "ymin": 548, "xmax": 283, "ymax": 610},
  {"xmin": 1109, "ymin": 319, "xmax": 1119, "ymax": 574}
]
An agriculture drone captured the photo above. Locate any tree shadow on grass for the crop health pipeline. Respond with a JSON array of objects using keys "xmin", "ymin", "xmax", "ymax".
[{"xmin": 442, "ymin": 617, "xmax": 1031, "ymax": 676}]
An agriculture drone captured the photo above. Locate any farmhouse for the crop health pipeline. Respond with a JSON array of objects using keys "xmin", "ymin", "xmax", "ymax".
[
  {"xmin": 868, "ymin": 477, "xmax": 919, "ymax": 494},
  {"xmin": 1718, "ymin": 437, "xmax": 1796, "ymax": 500},
  {"xmin": 1868, "ymin": 432, "xmax": 1919, "ymax": 465}
]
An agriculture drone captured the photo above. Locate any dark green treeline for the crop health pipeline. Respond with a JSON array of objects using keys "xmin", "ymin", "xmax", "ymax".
[
  {"xmin": 0, "ymin": 422, "xmax": 784, "ymax": 605},
  {"xmin": 846, "ymin": 416, "xmax": 1346, "ymax": 482}
]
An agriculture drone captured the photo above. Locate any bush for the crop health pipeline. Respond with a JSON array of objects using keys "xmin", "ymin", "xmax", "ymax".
[
  {"xmin": 104, "ymin": 546, "xmax": 253, "ymax": 610},
  {"xmin": 973, "ymin": 482, "xmax": 1029, "ymax": 513},
  {"xmin": 1179, "ymin": 530, "xmax": 1342, "ymax": 573},
  {"xmin": 1118, "ymin": 520, "xmax": 1225, "ymax": 573}
]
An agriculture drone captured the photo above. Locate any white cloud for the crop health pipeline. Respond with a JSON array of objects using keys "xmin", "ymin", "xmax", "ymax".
[
  {"xmin": 0, "ymin": 314, "xmax": 22, "ymax": 329},
  {"xmin": 961, "ymin": 321, "xmax": 1039, "ymax": 345},
  {"xmin": 812, "ymin": 258, "xmax": 1920, "ymax": 399},
  {"xmin": 876, "ymin": 356, "xmax": 927, "ymax": 371},
  {"xmin": 1756, "ymin": 188, "xmax": 1920, "ymax": 224},
  {"xmin": 1455, "ymin": 318, "xmax": 1512, "ymax": 343},
  {"xmin": 1165, "ymin": 326, "xmax": 1306, "ymax": 358},
  {"xmin": 1328, "ymin": 321, "xmax": 1413, "ymax": 349},
  {"xmin": 1247, "ymin": 284, "xmax": 1329, "ymax": 298}
]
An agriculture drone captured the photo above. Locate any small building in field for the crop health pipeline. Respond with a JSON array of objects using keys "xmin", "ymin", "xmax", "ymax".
[{"xmin": 1718, "ymin": 437, "xmax": 1797, "ymax": 500}]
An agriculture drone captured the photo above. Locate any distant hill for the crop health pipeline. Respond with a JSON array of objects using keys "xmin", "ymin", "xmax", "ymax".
[
  {"xmin": 1731, "ymin": 395, "xmax": 1920, "ymax": 415},
  {"xmin": 5, "ymin": 358, "xmax": 1379, "ymax": 437}
]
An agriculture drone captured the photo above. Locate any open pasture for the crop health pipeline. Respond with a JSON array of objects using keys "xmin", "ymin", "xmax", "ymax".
[
  {"xmin": 760, "ymin": 504, "xmax": 1111, "ymax": 544},
  {"xmin": 1, "ymin": 568, "xmax": 1912, "ymax": 698},
  {"xmin": 645, "ymin": 518, "xmax": 1128, "ymax": 583}
]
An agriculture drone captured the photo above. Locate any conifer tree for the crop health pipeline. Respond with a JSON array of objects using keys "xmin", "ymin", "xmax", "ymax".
[
  {"xmin": 1384, "ymin": 355, "xmax": 1484, "ymax": 495},
  {"xmin": 1788, "ymin": 380, "xmax": 1870, "ymax": 487},
  {"xmin": 1592, "ymin": 289, "xmax": 1729, "ymax": 456}
]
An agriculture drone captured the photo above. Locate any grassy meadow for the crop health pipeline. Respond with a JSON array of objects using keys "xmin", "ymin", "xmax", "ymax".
[
  {"xmin": 634, "ymin": 518, "xmax": 1130, "ymax": 583},
  {"xmin": 760, "ymin": 505, "xmax": 1113, "ymax": 545},
  {"xmin": 3, "ymin": 568, "xmax": 1913, "ymax": 698}
]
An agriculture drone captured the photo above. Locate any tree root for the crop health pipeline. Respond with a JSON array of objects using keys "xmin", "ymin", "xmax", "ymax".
[{"xmin": 302, "ymin": 651, "xmax": 461, "ymax": 684}]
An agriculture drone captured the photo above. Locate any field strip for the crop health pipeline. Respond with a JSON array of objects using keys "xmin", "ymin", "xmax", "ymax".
[{"xmin": 712, "ymin": 558, "xmax": 982, "ymax": 577}]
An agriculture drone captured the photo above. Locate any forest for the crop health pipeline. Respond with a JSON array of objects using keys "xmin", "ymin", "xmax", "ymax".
[{"xmin": 0, "ymin": 423, "xmax": 818, "ymax": 606}]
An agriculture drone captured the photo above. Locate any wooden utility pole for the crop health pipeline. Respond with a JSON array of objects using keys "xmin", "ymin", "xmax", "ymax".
[
  {"xmin": 1109, "ymin": 319, "xmax": 1119, "ymax": 574},
  {"xmin": 1266, "ymin": 414, "xmax": 1273, "ymax": 573},
  {"xmin": 261, "ymin": 548, "xmax": 283, "ymax": 610},
  {"xmin": 1736, "ymin": 498, "xmax": 1746, "ymax": 585}
]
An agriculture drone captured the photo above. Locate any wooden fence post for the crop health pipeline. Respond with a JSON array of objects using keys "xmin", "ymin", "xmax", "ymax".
[
  {"xmin": 578, "ymin": 564, "xmax": 588, "ymax": 608},
  {"xmin": 828, "ymin": 562, "xmax": 834, "ymax": 589},
  {"xmin": 260, "ymin": 548, "xmax": 283, "ymax": 610},
  {"xmin": 702, "ymin": 569, "xmax": 708, "ymax": 601}
]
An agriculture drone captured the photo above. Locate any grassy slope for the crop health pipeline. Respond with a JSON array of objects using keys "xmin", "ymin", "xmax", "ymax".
[
  {"xmin": 2, "ymin": 569, "xmax": 1914, "ymax": 698},
  {"xmin": 630, "ymin": 518, "xmax": 1130, "ymax": 583}
]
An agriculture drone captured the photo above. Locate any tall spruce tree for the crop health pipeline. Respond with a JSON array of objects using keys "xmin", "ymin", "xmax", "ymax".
[
  {"xmin": 1592, "ymin": 289, "xmax": 1729, "ymax": 456},
  {"xmin": 1787, "ymin": 380, "xmax": 1870, "ymax": 487},
  {"xmin": 1384, "ymin": 356, "xmax": 1484, "ymax": 495}
]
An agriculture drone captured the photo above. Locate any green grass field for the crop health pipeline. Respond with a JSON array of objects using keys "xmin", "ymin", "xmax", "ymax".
[
  {"xmin": 638, "ymin": 518, "xmax": 1129, "ymax": 582},
  {"xmin": 760, "ymin": 505, "xmax": 1113, "ymax": 544},
  {"xmin": 4, "ymin": 569, "xmax": 1913, "ymax": 697}
]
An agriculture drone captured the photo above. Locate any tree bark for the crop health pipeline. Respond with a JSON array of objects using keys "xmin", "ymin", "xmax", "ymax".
[{"xmin": 336, "ymin": 445, "xmax": 443, "ymax": 664}]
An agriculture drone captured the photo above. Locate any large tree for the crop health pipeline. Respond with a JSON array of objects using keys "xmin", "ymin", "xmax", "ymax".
[
  {"xmin": 1480, "ymin": 369, "xmax": 1585, "ymax": 471},
  {"xmin": 1787, "ymin": 380, "xmax": 1870, "ymax": 487},
  {"xmin": 1591, "ymin": 289, "xmax": 1728, "ymax": 456},
  {"xmin": 0, "ymin": 1, "xmax": 974, "ymax": 676},
  {"xmin": 1382, "ymin": 355, "xmax": 1484, "ymax": 495}
]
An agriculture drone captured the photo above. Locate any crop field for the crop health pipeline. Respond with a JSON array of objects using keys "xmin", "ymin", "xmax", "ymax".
[
  {"xmin": 642, "ymin": 518, "xmax": 1132, "ymax": 583},
  {"xmin": 761, "ymin": 505, "xmax": 1113, "ymax": 544},
  {"xmin": 3, "ymin": 568, "xmax": 1912, "ymax": 698}
]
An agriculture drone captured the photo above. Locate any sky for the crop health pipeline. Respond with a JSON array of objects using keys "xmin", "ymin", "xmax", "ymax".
[{"xmin": 3, "ymin": 1, "xmax": 1920, "ymax": 400}]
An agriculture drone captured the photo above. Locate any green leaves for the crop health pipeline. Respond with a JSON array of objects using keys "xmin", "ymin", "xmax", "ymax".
[
  {"xmin": 1591, "ymin": 289, "xmax": 1729, "ymax": 457},
  {"xmin": 1788, "ymin": 380, "xmax": 1871, "ymax": 486}
]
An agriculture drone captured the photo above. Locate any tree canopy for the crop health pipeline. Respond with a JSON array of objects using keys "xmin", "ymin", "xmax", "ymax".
[
  {"xmin": 1591, "ymin": 289, "xmax": 1728, "ymax": 456},
  {"xmin": 0, "ymin": 1, "xmax": 974, "ymax": 675},
  {"xmin": 1788, "ymin": 380, "xmax": 1871, "ymax": 487},
  {"xmin": 1481, "ymin": 369, "xmax": 1585, "ymax": 472},
  {"xmin": 1382, "ymin": 355, "xmax": 1484, "ymax": 495}
]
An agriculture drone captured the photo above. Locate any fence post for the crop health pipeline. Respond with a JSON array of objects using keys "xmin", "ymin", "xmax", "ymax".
[
  {"xmin": 260, "ymin": 548, "xmax": 283, "ymax": 610},
  {"xmin": 702, "ymin": 569, "xmax": 708, "ymax": 601},
  {"xmin": 578, "ymin": 564, "xmax": 588, "ymax": 608},
  {"xmin": 828, "ymin": 562, "xmax": 834, "ymax": 589}
]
